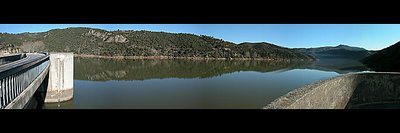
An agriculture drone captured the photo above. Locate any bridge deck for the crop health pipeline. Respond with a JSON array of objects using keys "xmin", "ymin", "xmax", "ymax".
[
  {"xmin": 0, "ymin": 54, "xmax": 45, "ymax": 71},
  {"xmin": 0, "ymin": 53, "xmax": 50, "ymax": 109}
]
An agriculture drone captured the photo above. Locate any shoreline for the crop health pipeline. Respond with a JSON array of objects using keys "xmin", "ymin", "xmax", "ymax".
[{"xmin": 74, "ymin": 54, "xmax": 314, "ymax": 61}]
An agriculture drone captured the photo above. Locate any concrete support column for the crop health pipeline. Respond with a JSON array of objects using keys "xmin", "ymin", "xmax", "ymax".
[{"xmin": 44, "ymin": 53, "xmax": 74, "ymax": 103}]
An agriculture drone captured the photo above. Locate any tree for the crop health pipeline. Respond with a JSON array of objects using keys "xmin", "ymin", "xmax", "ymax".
[
  {"xmin": 245, "ymin": 51, "xmax": 250, "ymax": 58},
  {"xmin": 252, "ymin": 52, "xmax": 258, "ymax": 58}
]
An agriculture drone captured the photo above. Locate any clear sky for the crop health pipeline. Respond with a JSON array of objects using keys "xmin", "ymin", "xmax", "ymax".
[{"xmin": 1, "ymin": 24, "xmax": 400, "ymax": 50}]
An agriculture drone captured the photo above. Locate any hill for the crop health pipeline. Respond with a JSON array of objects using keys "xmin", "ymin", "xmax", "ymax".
[
  {"xmin": 294, "ymin": 44, "xmax": 371, "ymax": 60},
  {"xmin": 362, "ymin": 41, "xmax": 400, "ymax": 71},
  {"xmin": 0, "ymin": 27, "xmax": 314, "ymax": 60}
]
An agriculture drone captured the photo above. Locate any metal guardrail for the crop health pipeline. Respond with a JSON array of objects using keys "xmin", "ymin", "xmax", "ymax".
[
  {"xmin": 0, "ymin": 53, "xmax": 26, "ymax": 66},
  {"xmin": 0, "ymin": 53, "xmax": 50, "ymax": 109}
]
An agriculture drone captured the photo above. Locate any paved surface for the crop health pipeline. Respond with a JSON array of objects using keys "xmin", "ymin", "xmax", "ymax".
[{"xmin": 0, "ymin": 53, "xmax": 46, "ymax": 72}]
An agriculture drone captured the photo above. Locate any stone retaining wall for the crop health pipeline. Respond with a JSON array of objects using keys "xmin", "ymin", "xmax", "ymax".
[{"xmin": 264, "ymin": 72, "xmax": 400, "ymax": 109}]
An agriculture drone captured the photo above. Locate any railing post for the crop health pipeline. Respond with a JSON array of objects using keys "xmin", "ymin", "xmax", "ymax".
[
  {"xmin": 6, "ymin": 78, "xmax": 8, "ymax": 107},
  {"xmin": 13, "ymin": 75, "xmax": 16, "ymax": 100},
  {"xmin": 2, "ymin": 79, "xmax": 4, "ymax": 108},
  {"xmin": 23, "ymin": 71, "xmax": 26, "ymax": 92},
  {"xmin": 14, "ymin": 74, "xmax": 17, "ymax": 97},
  {"xmin": 2, "ymin": 79, "xmax": 5, "ymax": 108},
  {"xmin": 6, "ymin": 77, "xmax": 9, "ymax": 105},
  {"xmin": 17, "ymin": 74, "xmax": 20, "ymax": 95},
  {"xmin": 17, "ymin": 73, "xmax": 20, "ymax": 95},
  {"xmin": 17, "ymin": 74, "xmax": 19, "ymax": 96},
  {"xmin": 0, "ymin": 79, "xmax": 3, "ymax": 108},
  {"xmin": 9, "ymin": 76, "xmax": 13, "ymax": 102},
  {"xmin": 12, "ymin": 75, "xmax": 14, "ymax": 99},
  {"xmin": 4, "ymin": 77, "xmax": 6, "ymax": 107}
]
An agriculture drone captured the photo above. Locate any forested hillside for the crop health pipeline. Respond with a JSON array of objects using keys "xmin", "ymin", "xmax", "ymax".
[{"xmin": 0, "ymin": 27, "xmax": 314, "ymax": 60}]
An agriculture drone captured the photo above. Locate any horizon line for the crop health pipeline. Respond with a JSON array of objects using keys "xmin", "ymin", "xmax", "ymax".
[{"xmin": 0, "ymin": 26, "xmax": 391, "ymax": 51}]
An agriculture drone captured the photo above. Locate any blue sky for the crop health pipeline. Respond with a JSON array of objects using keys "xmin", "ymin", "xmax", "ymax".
[{"xmin": 1, "ymin": 24, "xmax": 400, "ymax": 50}]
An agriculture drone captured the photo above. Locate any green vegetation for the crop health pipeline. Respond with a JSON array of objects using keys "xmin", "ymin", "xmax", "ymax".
[{"xmin": 0, "ymin": 27, "xmax": 314, "ymax": 60}]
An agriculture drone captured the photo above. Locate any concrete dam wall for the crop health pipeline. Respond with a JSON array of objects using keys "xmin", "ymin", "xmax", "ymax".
[
  {"xmin": 44, "ymin": 53, "xmax": 74, "ymax": 103},
  {"xmin": 264, "ymin": 72, "xmax": 400, "ymax": 109}
]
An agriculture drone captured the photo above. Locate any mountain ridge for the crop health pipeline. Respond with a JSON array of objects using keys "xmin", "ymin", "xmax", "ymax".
[
  {"xmin": 293, "ymin": 44, "xmax": 372, "ymax": 59},
  {"xmin": 0, "ymin": 27, "xmax": 314, "ymax": 61},
  {"xmin": 362, "ymin": 41, "xmax": 400, "ymax": 71}
]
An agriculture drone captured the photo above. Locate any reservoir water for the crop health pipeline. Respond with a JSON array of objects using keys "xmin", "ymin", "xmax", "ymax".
[{"xmin": 44, "ymin": 57, "xmax": 368, "ymax": 109}]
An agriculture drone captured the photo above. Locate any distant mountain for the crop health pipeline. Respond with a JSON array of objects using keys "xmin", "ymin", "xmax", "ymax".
[
  {"xmin": 362, "ymin": 41, "xmax": 400, "ymax": 72},
  {"xmin": 0, "ymin": 27, "xmax": 314, "ymax": 61},
  {"xmin": 294, "ymin": 44, "xmax": 372, "ymax": 59},
  {"xmin": 237, "ymin": 42, "xmax": 315, "ymax": 60}
]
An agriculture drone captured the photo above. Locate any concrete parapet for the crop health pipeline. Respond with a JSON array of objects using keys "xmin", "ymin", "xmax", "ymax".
[{"xmin": 264, "ymin": 72, "xmax": 400, "ymax": 109}]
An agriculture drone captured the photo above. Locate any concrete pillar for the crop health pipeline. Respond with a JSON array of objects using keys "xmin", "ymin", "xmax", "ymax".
[{"xmin": 44, "ymin": 53, "xmax": 74, "ymax": 103}]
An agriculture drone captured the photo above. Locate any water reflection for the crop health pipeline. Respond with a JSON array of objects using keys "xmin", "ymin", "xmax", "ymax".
[
  {"xmin": 75, "ymin": 58, "xmax": 313, "ymax": 81},
  {"xmin": 75, "ymin": 57, "xmax": 368, "ymax": 81},
  {"xmin": 44, "ymin": 57, "xmax": 367, "ymax": 109},
  {"xmin": 304, "ymin": 58, "xmax": 369, "ymax": 74}
]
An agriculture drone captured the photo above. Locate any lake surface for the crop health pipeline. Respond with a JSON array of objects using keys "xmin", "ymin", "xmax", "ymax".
[{"xmin": 44, "ymin": 57, "xmax": 368, "ymax": 109}]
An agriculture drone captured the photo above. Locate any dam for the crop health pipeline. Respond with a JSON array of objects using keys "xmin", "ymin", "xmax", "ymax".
[
  {"xmin": 264, "ymin": 72, "xmax": 400, "ymax": 109},
  {"xmin": 1, "ymin": 52, "xmax": 398, "ymax": 109},
  {"xmin": 0, "ymin": 52, "xmax": 73, "ymax": 109}
]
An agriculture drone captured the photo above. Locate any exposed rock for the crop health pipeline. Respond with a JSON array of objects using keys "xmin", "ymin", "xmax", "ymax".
[
  {"xmin": 85, "ymin": 29, "xmax": 127, "ymax": 43},
  {"xmin": 105, "ymin": 34, "xmax": 127, "ymax": 43}
]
